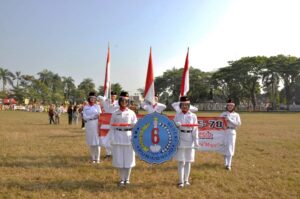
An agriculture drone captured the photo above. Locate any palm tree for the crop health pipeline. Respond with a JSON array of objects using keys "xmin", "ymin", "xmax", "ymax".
[
  {"xmin": 37, "ymin": 69, "xmax": 54, "ymax": 87},
  {"xmin": 0, "ymin": 67, "xmax": 15, "ymax": 91},
  {"xmin": 14, "ymin": 71, "xmax": 22, "ymax": 88}
]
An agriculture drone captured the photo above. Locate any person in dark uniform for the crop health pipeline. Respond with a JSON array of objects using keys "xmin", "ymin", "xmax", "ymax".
[
  {"xmin": 48, "ymin": 104, "xmax": 55, "ymax": 124},
  {"xmin": 67, "ymin": 105, "xmax": 73, "ymax": 125}
]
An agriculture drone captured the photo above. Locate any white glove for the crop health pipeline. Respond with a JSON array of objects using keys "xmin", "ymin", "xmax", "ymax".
[{"xmin": 97, "ymin": 95, "xmax": 106, "ymax": 101}]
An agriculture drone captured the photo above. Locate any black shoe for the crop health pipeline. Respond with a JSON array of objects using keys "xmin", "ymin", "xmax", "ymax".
[
  {"xmin": 125, "ymin": 180, "xmax": 130, "ymax": 185},
  {"xmin": 119, "ymin": 180, "xmax": 125, "ymax": 186},
  {"xmin": 105, "ymin": 155, "xmax": 112, "ymax": 160}
]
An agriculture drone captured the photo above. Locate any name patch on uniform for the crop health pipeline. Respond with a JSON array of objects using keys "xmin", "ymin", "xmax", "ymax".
[{"xmin": 132, "ymin": 112, "xmax": 179, "ymax": 164}]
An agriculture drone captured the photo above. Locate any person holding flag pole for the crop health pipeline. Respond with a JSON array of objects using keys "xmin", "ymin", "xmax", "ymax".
[
  {"xmin": 141, "ymin": 47, "xmax": 166, "ymax": 114},
  {"xmin": 172, "ymin": 48, "xmax": 198, "ymax": 113},
  {"xmin": 173, "ymin": 96, "xmax": 199, "ymax": 188},
  {"xmin": 109, "ymin": 91, "xmax": 137, "ymax": 186},
  {"xmin": 97, "ymin": 45, "xmax": 117, "ymax": 160}
]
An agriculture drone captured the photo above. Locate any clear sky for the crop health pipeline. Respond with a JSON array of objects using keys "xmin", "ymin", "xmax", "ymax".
[{"xmin": 1, "ymin": 0, "xmax": 300, "ymax": 94}]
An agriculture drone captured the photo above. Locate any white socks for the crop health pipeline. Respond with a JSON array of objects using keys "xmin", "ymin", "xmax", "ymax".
[
  {"xmin": 89, "ymin": 145, "xmax": 100, "ymax": 162},
  {"xmin": 184, "ymin": 162, "xmax": 191, "ymax": 182},
  {"xmin": 178, "ymin": 161, "xmax": 191, "ymax": 183},
  {"xmin": 105, "ymin": 146, "xmax": 112, "ymax": 156},
  {"xmin": 119, "ymin": 168, "xmax": 132, "ymax": 181},
  {"xmin": 224, "ymin": 155, "xmax": 233, "ymax": 167}
]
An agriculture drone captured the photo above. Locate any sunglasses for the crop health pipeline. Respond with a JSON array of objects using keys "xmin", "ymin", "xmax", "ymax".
[{"xmin": 120, "ymin": 98, "xmax": 129, "ymax": 102}]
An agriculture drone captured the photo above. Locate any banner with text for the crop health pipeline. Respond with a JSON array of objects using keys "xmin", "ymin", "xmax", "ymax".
[
  {"xmin": 99, "ymin": 114, "xmax": 227, "ymax": 153},
  {"xmin": 197, "ymin": 117, "xmax": 227, "ymax": 153}
]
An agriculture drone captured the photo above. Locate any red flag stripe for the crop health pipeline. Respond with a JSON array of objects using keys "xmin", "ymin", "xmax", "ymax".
[
  {"xmin": 144, "ymin": 47, "xmax": 155, "ymax": 104},
  {"xmin": 180, "ymin": 48, "xmax": 189, "ymax": 97}
]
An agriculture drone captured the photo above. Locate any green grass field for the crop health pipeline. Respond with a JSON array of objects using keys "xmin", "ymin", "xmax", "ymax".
[{"xmin": 0, "ymin": 111, "xmax": 299, "ymax": 199}]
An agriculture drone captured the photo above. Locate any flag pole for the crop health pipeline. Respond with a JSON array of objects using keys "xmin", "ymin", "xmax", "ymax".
[
  {"xmin": 180, "ymin": 47, "xmax": 189, "ymax": 98},
  {"xmin": 103, "ymin": 42, "xmax": 111, "ymax": 100}
]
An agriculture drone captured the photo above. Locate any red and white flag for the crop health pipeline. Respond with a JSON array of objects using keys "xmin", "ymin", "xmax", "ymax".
[
  {"xmin": 103, "ymin": 45, "xmax": 111, "ymax": 98},
  {"xmin": 180, "ymin": 48, "xmax": 189, "ymax": 97},
  {"xmin": 144, "ymin": 47, "xmax": 155, "ymax": 104}
]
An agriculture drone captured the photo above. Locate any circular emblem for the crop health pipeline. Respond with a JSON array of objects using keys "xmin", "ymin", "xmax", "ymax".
[{"xmin": 132, "ymin": 112, "xmax": 179, "ymax": 164}]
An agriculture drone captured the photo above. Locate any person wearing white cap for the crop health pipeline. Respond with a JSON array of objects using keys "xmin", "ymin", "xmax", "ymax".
[
  {"xmin": 141, "ymin": 93, "xmax": 166, "ymax": 114},
  {"xmin": 109, "ymin": 91, "xmax": 137, "ymax": 186},
  {"xmin": 173, "ymin": 96, "xmax": 199, "ymax": 188},
  {"xmin": 220, "ymin": 99, "xmax": 241, "ymax": 171},
  {"xmin": 83, "ymin": 91, "xmax": 102, "ymax": 164}
]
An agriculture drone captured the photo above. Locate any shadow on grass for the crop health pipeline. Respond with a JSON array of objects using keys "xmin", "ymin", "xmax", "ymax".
[
  {"xmin": 0, "ymin": 155, "xmax": 115, "ymax": 169},
  {"xmin": 28, "ymin": 123, "xmax": 51, "ymax": 125},
  {"xmin": 193, "ymin": 162, "xmax": 223, "ymax": 170},
  {"xmin": 0, "ymin": 179, "xmax": 175, "ymax": 193},
  {"xmin": 47, "ymin": 134, "xmax": 82, "ymax": 138}
]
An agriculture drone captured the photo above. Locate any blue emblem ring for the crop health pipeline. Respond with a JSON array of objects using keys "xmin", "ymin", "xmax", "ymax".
[{"xmin": 132, "ymin": 112, "xmax": 179, "ymax": 164}]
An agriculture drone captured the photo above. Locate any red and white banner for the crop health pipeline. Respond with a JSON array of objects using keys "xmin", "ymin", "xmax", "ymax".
[
  {"xmin": 180, "ymin": 48, "xmax": 189, "ymax": 97},
  {"xmin": 197, "ymin": 117, "xmax": 227, "ymax": 153},
  {"xmin": 98, "ymin": 114, "xmax": 227, "ymax": 153},
  {"xmin": 144, "ymin": 47, "xmax": 155, "ymax": 104}
]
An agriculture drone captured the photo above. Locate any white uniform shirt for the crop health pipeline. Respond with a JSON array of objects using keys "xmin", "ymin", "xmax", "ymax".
[
  {"xmin": 83, "ymin": 104, "xmax": 101, "ymax": 145},
  {"xmin": 103, "ymin": 99, "xmax": 119, "ymax": 113},
  {"xmin": 110, "ymin": 108, "xmax": 137, "ymax": 168},
  {"xmin": 172, "ymin": 102, "xmax": 198, "ymax": 113},
  {"xmin": 173, "ymin": 111, "xmax": 199, "ymax": 162},
  {"xmin": 220, "ymin": 111, "xmax": 241, "ymax": 132},
  {"xmin": 141, "ymin": 101, "xmax": 166, "ymax": 114},
  {"xmin": 220, "ymin": 111, "xmax": 241, "ymax": 156}
]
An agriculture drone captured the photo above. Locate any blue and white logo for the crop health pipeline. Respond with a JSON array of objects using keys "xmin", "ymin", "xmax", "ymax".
[{"xmin": 132, "ymin": 112, "xmax": 179, "ymax": 164}]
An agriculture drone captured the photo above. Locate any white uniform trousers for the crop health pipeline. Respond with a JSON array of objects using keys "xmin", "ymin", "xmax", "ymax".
[{"xmin": 224, "ymin": 129, "xmax": 236, "ymax": 167}]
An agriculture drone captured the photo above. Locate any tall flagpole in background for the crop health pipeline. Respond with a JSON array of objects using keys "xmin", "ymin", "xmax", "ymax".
[
  {"xmin": 103, "ymin": 44, "xmax": 111, "ymax": 99},
  {"xmin": 144, "ymin": 47, "xmax": 155, "ymax": 104},
  {"xmin": 180, "ymin": 48, "xmax": 189, "ymax": 97}
]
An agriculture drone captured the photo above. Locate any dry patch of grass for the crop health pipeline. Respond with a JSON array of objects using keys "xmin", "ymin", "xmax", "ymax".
[{"xmin": 0, "ymin": 111, "xmax": 299, "ymax": 198}]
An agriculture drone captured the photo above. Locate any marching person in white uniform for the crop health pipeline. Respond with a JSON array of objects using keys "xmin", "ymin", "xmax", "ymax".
[
  {"xmin": 98, "ymin": 91, "xmax": 119, "ymax": 159},
  {"xmin": 141, "ymin": 93, "xmax": 166, "ymax": 114},
  {"xmin": 109, "ymin": 91, "xmax": 137, "ymax": 186},
  {"xmin": 83, "ymin": 92, "xmax": 102, "ymax": 164},
  {"xmin": 102, "ymin": 91, "xmax": 119, "ymax": 113},
  {"xmin": 173, "ymin": 96, "xmax": 199, "ymax": 188},
  {"xmin": 220, "ymin": 99, "xmax": 241, "ymax": 171}
]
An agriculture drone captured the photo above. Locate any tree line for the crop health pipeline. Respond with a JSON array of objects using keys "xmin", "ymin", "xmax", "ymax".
[
  {"xmin": 1, "ymin": 54, "xmax": 300, "ymax": 110},
  {"xmin": 0, "ymin": 68, "xmax": 122, "ymax": 105}
]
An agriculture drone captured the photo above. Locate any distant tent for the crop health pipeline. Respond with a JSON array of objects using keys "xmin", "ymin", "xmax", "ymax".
[{"xmin": 3, "ymin": 98, "xmax": 17, "ymax": 105}]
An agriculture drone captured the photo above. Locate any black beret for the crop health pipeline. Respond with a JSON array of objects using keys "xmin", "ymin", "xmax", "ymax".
[
  {"xmin": 180, "ymin": 96, "xmax": 190, "ymax": 102},
  {"xmin": 120, "ymin": 91, "xmax": 129, "ymax": 98},
  {"xmin": 227, "ymin": 99, "xmax": 234, "ymax": 104},
  {"xmin": 88, "ymin": 91, "xmax": 96, "ymax": 97}
]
